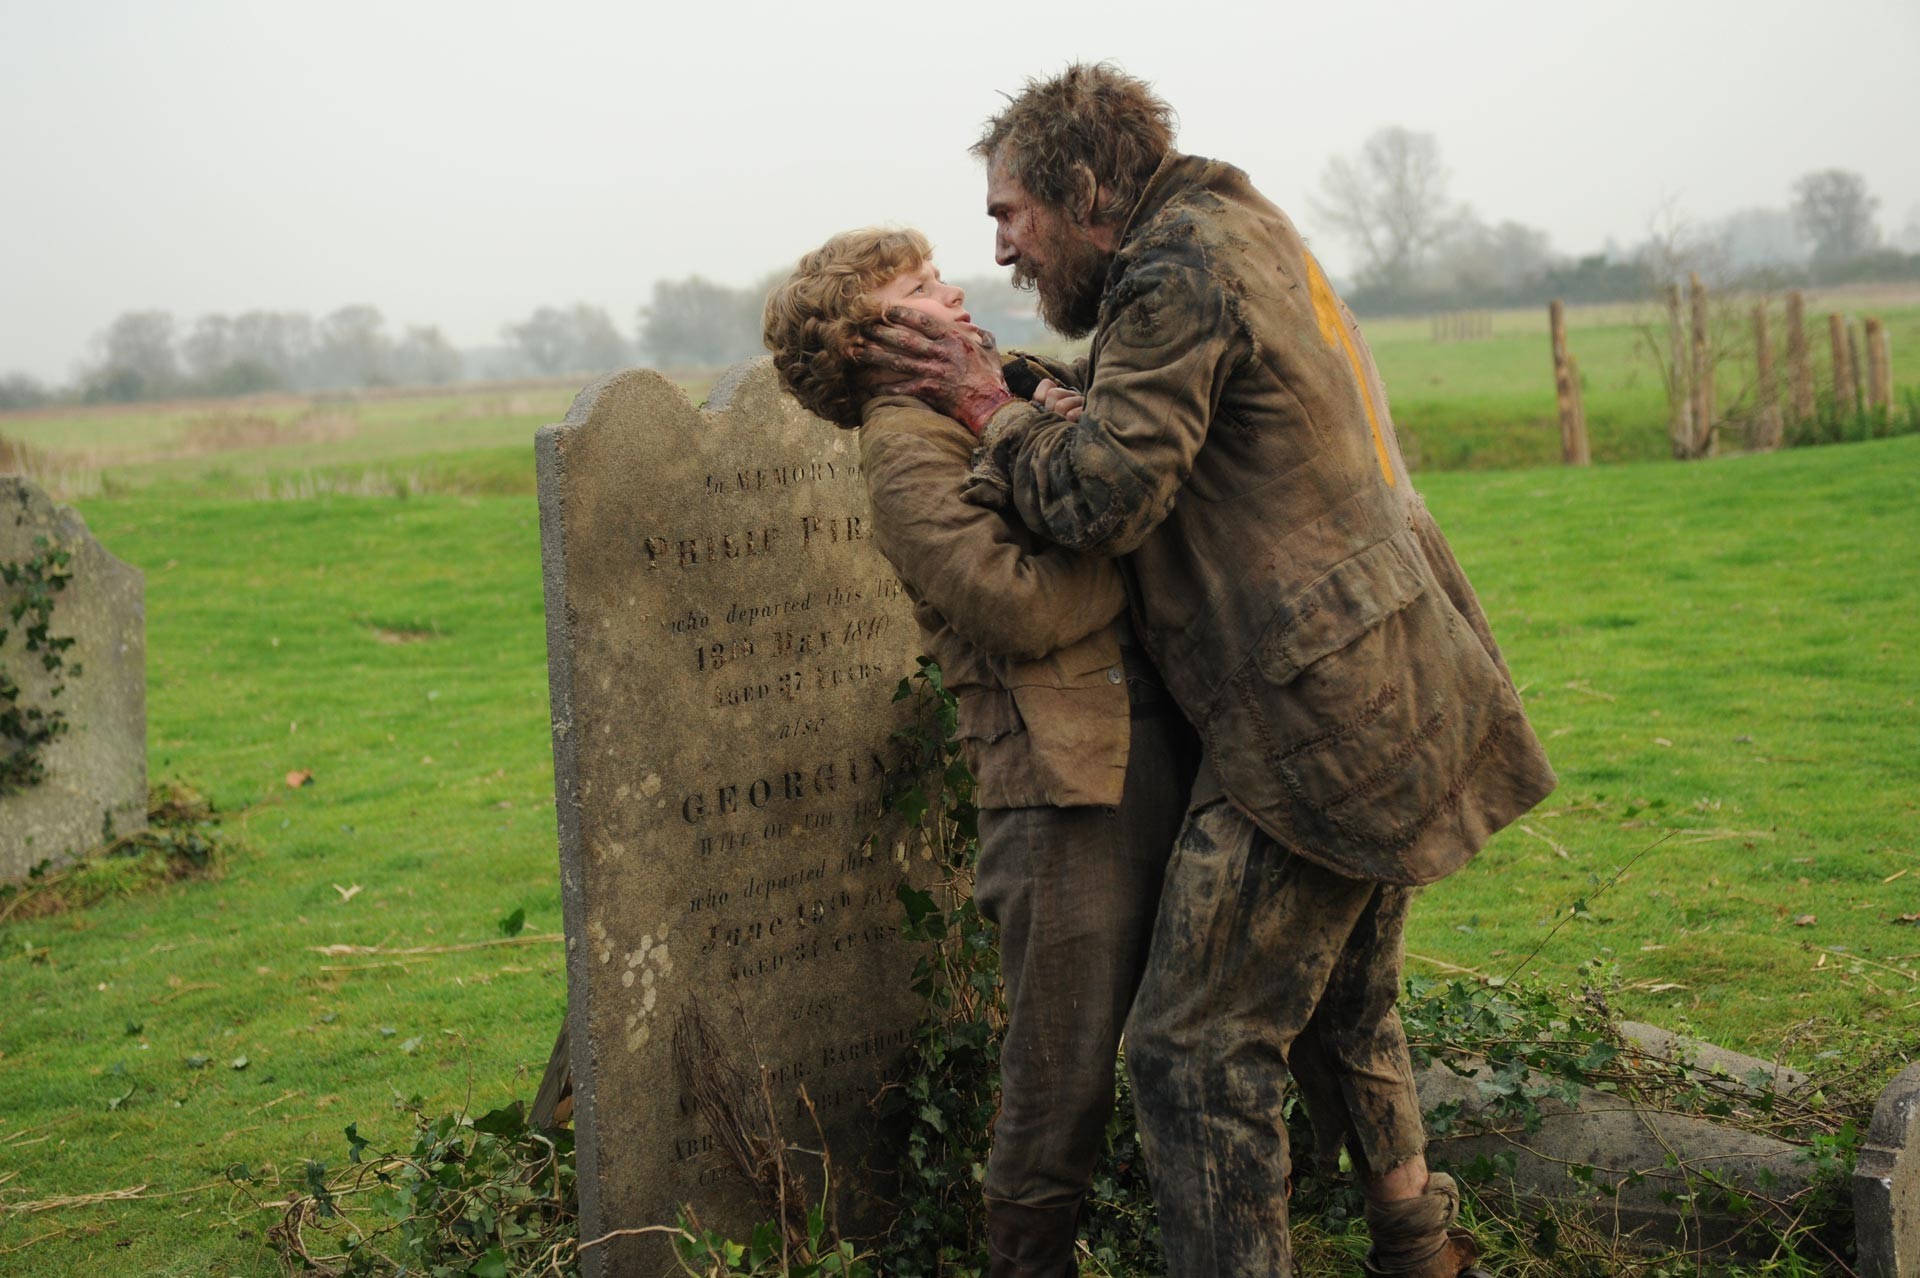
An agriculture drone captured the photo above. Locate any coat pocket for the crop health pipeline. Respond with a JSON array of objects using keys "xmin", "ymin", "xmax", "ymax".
[
  {"xmin": 1243, "ymin": 531, "xmax": 1516, "ymax": 874},
  {"xmin": 955, "ymin": 689, "xmax": 1024, "ymax": 744},
  {"xmin": 1255, "ymin": 531, "xmax": 1427, "ymax": 685}
]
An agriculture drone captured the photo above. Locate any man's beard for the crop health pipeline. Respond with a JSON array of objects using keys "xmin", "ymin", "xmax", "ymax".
[{"xmin": 1013, "ymin": 216, "xmax": 1109, "ymax": 339}]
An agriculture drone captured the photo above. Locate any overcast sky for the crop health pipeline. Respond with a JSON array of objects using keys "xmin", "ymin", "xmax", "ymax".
[{"xmin": 4, "ymin": 0, "xmax": 1916, "ymax": 383}]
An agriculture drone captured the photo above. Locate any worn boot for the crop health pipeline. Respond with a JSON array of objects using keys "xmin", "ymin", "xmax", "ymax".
[
  {"xmin": 1361, "ymin": 1173, "xmax": 1493, "ymax": 1277},
  {"xmin": 984, "ymin": 1197, "xmax": 1081, "ymax": 1278}
]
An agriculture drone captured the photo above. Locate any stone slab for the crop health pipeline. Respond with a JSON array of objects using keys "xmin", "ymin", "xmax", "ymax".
[
  {"xmin": 1418, "ymin": 1057, "xmax": 1811, "ymax": 1255},
  {"xmin": 1617, "ymin": 1021, "xmax": 1812, "ymax": 1097},
  {"xmin": 537, "ymin": 360, "xmax": 929, "ymax": 1277},
  {"xmin": 1, "ymin": 477, "xmax": 146, "ymax": 879},
  {"xmin": 1856, "ymin": 1061, "xmax": 1920, "ymax": 1277}
]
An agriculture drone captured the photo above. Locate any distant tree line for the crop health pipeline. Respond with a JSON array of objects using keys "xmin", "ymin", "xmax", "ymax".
[
  {"xmin": 0, "ymin": 306, "xmax": 465, "ymax": 409},
  {"xmin": 1, "ymin": 272, "xmax": 1056, "ymax": 411},
  {"xmin": 1314, "ymin": 127, "xmax": 1920, "ymax": 316}
]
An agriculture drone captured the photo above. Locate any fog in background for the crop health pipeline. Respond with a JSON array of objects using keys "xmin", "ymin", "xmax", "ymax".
[{"xmin": 3, "ymin": 0, "xmax": 1917, "ymax": 388}]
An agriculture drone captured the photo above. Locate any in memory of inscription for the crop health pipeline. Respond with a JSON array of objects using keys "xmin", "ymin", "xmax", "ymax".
[{"xmin": 537, "ymin": 360, "xmax": 930, "ymax": 1277}]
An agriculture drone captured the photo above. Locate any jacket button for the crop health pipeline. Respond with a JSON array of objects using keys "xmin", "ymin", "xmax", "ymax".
[{"xmin": 1107, "ymin": 667, "xmax": 1124, "ymax": 684}]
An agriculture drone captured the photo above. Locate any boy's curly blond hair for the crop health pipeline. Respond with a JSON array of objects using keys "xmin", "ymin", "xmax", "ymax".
[{"xmin": 762, "ymin": 227, "xmax": 932, "ymax": 429}]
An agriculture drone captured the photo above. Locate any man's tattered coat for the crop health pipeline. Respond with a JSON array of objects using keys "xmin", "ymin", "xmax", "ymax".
[{"xmin": 982, "ymin": 152, "xmax": 1557, "ymax": 885}]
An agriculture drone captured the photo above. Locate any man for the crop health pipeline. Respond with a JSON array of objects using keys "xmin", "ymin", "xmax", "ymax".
[{"xmin": 860, "ymin": 64, "xmax": 1556, "ymax": 1278}]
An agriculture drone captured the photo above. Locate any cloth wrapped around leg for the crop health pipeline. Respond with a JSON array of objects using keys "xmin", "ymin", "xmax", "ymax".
[{"xmin": 1362, "ymin": 1173, "xmax": 1490, "ymax": 1277}]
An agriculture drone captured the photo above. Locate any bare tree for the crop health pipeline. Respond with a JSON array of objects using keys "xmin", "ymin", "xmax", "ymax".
[
  {"xmin": 638, "ymin": 276, "xmax": 764, "ymax": 368},
  {"xmin": 392, "ymin": 325, "xmax": 463, "ymax": 386},
  {"xmin": 230, "ymin": 311, "xmax": 316, "ymax": 388},
  {"xmin": 312, "ymin": 305, "xmax": 392, "ymax": 389},
  {"xmin": 1791, "ymin": 169, "xmax": 1880, "ymax": 268},
  {"xmin": 181, "ymin": 314, "xmax": 234, "ymax": 382},
  {"xmin": 84, "ymin": 310, "xmax": 181, "ymax": 401},
  {"xmin": 0, "ymin": 373, "xmax": 52, "ymax": 411},
  {"xmin": 1311, "ymin": 127, "xmax": 1461, "ymax": 289},
  {"xmin": 504, "ymin": 307, "xmax": 573, "ymax": 375},
  {"xmin": 563, "ymin": 304, "xmax": 631, "ymax": 373},
  {"xmin": 1430, "ymin": 217, "xmax": 1553, "ymax": 293},
  {"xmin": 1711, "ymin": 207, "xmax": 1808, "ymax": 272}
]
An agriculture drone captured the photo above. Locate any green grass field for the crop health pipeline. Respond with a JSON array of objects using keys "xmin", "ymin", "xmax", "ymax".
[{"xmin": 2, "ymin": 301, "xmax": 1917, "ymax": 1275}]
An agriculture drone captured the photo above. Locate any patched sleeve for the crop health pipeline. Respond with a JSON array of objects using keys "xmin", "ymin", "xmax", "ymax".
[
  {"xmin": 998, "ymin": 252, "xmax": 1243, "ymax": 555},
  {"xmin": 863, "ymin": 431, "xmax": 1127, "ymax": 662}
]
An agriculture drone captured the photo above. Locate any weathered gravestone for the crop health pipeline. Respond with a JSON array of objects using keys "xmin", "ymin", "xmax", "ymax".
[
  {"xmin": 1419, "ymin": 1026, "xmax": 1911, "ymax": 1262},
  {"xmin": 1856, "ymin": 1060, "xmax": 1920, "ymax": 1277},
  {"xmin": 1, "ymin": 477, "xmax": 145, "ymax": 881},
  {"xmin": 537, "ymin": 360, "xmax": 930, "ymax": 1276}
]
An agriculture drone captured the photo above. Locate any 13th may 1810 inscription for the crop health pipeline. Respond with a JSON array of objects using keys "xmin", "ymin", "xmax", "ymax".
[{"xmin": 536, "ymin": 360, "xmax": 930, "ymax": 1277}]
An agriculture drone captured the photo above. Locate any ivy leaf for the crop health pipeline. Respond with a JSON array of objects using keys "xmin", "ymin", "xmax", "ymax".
[
  {"xmin": 472, "ymin": 1102, "xmax": 527, "ymax": 1138},
  {"xmin": 470, "ymin": 1246, "xmax": 510, "ymax": 1278},
  {"xmin": 897, "ymin": 884, "xmax": 937, "ymax": 927}
]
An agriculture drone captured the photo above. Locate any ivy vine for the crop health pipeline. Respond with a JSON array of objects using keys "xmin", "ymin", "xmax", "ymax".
[{"xmin": 1, "ymin": 535, "xmax": 79, "ymax": 796}]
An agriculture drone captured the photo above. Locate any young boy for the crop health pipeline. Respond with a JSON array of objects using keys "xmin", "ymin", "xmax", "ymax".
[{"xmin": 764, "ymin": 228, "xmax": 1196, "ymax": 1277}]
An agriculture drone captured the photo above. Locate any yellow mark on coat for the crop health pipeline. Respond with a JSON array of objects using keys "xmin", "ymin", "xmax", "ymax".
[{"xmin": 1305, "ymin": 255, "xmax": 1395, "ymax": 487}]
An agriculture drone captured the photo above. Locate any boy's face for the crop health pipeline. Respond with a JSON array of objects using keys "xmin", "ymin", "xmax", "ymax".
[{"xmin": 872, "ymin": 261, "xmax": 970, "ymax": 330}]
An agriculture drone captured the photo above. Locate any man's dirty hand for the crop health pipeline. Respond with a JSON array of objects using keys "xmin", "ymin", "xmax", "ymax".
[
  {"xmin": 858, "ymin": 306, "xmax": 1015, "ymax": 434},
  {"xmin": 1032, "ymin": 377, "xmax": 1086, "ymax": 423}
]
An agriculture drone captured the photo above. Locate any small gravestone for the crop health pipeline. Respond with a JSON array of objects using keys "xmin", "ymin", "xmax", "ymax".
[
  {"xmin": 1418, "ymin": 1057, "xmax": 1812, "ymax": 1255},
  {"xmin": 537, "ymin": 360, "xmax": 929, "ymax": 1277},
  {"xmin": 1856, "ymin": 1061, "xmax": 1920, "ymax": 1277},
  {"xmin": 1, "ymin": 478, "xmax": 145, "ymax": 881}
]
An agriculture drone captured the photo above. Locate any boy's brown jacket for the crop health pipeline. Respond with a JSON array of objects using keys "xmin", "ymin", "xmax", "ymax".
[
  {"xmin": 980, "ymin": 152, "xmax": 1558, "ymax": 885},
  {"xmin": 858, "ymin": 395, "xmax": 1132, "ymax": 809}
]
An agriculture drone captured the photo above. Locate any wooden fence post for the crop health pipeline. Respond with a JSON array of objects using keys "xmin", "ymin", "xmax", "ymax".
[
  {"xmin": 1667, "ymin": 283, "xmax": 1691, "ymax": 457},
  {"xmin": 1752, "ymin": 304, "xmax": 1782, "ymax": 451},
  {"xmin": 1567, "ymin": 354, "xmax": 1591, "ymax": 464},
  {"xmin": 1785, "ymin": 290, "xmax": 1813, "ymax": 423},
  {"xmin": 1829, "ymin": 313, "xmax": 1856, "ymax": 415},
  {"xmin": 1865, "ymin": 316, "xmax": 1893, "ymax": 410},
  {"xmin": 1689, "ymin": 273, "xmax": 1713, "ymax": 456},
  {"xmin": 1849, "ymin": 322, "xmax": 1867, "ymax": 415},
  {"xmin": 1549, "ymin": 300, "xmax": 1584, "ymax": 464}
]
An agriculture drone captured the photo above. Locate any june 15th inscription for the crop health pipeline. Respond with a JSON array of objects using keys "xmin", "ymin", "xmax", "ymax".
[{"xmin": 537, "ymin": 360, "xmax": 929, "ymax": 1277}]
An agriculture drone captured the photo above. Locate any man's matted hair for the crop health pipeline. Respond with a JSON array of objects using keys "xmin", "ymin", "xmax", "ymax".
[
  {"xmin": 762, "ymin": 227, "xmax": 932, "ymax": 429},
  {"xmin": 972, "ymin": 62, "xmax": 1176, "ymax": 227}
]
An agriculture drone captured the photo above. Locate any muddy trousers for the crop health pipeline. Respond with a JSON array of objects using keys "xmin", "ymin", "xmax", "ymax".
[
  {"xmin": 972, "ymin": 709, "xmax": 1197, "ymax": 1276},
  {"xmin": 1125, "ymin": 798, "xmax": 1429, "ymax": 1278}
]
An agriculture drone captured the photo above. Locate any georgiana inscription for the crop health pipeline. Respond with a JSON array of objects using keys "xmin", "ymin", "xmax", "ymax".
[{"xmin": 679, "ymin": 751, "xmax": 889, "ymax": 826}]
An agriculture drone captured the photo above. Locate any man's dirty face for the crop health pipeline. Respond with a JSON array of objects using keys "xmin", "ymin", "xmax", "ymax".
[
  {"xmin": 872, "ymin": 261, "xmax": 971, "ymax": 330},
  {"xmin": 985, "ymin": 153, "xmax": 1108, "ymax": 339}
]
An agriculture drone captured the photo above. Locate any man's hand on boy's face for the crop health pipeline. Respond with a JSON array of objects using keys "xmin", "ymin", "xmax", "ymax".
[{"xmin": 858, "ymin": 306, "xmax": 1014, "ymax": 434}]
